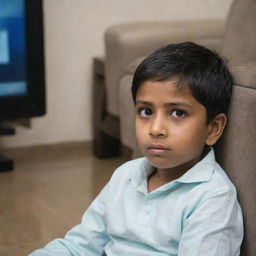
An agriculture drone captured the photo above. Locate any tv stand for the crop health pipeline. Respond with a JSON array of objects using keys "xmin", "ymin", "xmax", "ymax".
[{"xmin": 0, "ymin": 123, "xmax": 15, "ymax": 171}]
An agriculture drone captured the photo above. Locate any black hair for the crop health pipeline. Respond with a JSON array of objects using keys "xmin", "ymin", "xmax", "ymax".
[{"xmin": 131, "ymin": 42, "xmax": 233, "ymax": 122}]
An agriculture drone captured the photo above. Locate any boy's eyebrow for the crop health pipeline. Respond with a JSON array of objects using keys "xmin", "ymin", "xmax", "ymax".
[
  {"xmin": 135, "ymin": 100, "xmax": 153, "ymax": 106},
  {"xmin": 135, "ymin": 100, "xmax": 193, "ymax": 109},
  {"xmin": 165, "ymin": 102, "xmax": 193, "ymax": 109}
]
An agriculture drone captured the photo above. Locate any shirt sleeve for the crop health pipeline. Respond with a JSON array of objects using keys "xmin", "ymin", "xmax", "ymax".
[
  {"xmin": 178, "ymin": 189, "xmax": 243, "ymax": 256},
  {"xmin": 28, "ymin": 183, "xmax": 110, "ymax": 256}
]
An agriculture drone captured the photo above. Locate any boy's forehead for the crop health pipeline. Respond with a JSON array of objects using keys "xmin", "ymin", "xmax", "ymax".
[{"xmin": 137, "ymin": 77, "xmax": 192, "ymax": 98}]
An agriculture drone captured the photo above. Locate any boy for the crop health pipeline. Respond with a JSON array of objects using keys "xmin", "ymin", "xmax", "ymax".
[{"xmin": 29, "ymin": 42, "xmax": 243, "ymax": 256}]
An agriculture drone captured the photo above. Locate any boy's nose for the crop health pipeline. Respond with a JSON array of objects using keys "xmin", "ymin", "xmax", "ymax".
[{"xmin": 149, "ymin": 115, "xmax": 168, "ymax": 138}]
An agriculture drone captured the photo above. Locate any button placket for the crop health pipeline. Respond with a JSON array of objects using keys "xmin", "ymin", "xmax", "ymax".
[{"xmin": 136, "ymin": 197, "xmax": 156, "ymax": 226}]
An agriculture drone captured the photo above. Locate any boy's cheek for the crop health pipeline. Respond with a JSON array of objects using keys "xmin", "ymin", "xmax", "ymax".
[
  {"xmin": 135, "ymin": 119, "xmax": 144, "ymax": 135},
  {"xmin": 135, "ymin": 128, "xmax": 146, "ymax": 147}
]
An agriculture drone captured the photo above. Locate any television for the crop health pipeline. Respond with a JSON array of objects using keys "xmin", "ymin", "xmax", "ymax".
[{"xmin": 0, "ymin": 0, "xmax": 46, "ymax": 121}]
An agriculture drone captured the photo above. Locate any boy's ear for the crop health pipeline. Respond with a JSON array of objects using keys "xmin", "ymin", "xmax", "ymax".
[{"xmin": 205, "ymin": 113, "xmax": 227, "ymax": 146}]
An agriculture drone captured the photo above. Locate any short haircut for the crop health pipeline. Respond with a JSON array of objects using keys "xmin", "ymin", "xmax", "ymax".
[{"xmin": 131, "ymin": 42, "xmax": 233, "ymax": 122}]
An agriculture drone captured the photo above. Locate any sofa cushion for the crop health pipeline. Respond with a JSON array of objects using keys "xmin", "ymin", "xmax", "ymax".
[{"xmin": 222, "ymin": 0, "xmax": 256, "ymax": 62}]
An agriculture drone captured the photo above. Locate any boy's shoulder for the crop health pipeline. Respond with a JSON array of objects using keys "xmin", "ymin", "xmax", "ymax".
[
  {"xmin": 187, "ymin": 153, "xmax": 238, "ymax": 201},
  {"xmin": 210, "ymin": 162, "xmax": 237, "ymax": 193}
]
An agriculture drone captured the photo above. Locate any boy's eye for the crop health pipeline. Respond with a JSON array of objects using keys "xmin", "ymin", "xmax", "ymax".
[
  {"xmin": 171, "ymin": 109, "xmax": 186, "ymax": 118},
  {"xmin": 139, "ymin": 108, "xmax": 152, "ymax": 117}
]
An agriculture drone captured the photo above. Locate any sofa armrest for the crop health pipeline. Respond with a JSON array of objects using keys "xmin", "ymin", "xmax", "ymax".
[{"xmin": 104, "ymin": 19, "xmax": 225, "ymax": 116}]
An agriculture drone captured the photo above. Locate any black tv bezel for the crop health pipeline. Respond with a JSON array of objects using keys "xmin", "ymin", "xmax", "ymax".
[{"xmin": 0, "ymin": 0, "xmax": 46, "ymax": 121}]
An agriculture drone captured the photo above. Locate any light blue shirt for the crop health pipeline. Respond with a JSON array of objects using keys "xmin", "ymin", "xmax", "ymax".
[{"xmin": 29, "ymin": 148, "xmax": 243, "ymax": 256}]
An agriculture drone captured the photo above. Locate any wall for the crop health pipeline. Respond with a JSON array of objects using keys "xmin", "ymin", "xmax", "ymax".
[{"xmin": 1, "ymin": 0, "xmax": 233, "ymax": 148}]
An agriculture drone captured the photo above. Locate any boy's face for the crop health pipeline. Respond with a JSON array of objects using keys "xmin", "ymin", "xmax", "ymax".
[{"xmin": 135, "ymin": 78, "xmax": 223, "ymax": 173}]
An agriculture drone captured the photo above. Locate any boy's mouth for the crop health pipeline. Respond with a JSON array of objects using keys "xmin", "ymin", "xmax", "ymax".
[{"xmin": 147, "ymin": 144, "xmax": 170, "ymax": 153}]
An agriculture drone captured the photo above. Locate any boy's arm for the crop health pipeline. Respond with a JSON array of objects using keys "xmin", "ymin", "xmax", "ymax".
[
  {"xmin": 28, "ymin": 184, "xmax": 110, "ymax": 256},
  {"xmin": 178, "ymin": 189, "xmax": 243, "ymax": 256}
]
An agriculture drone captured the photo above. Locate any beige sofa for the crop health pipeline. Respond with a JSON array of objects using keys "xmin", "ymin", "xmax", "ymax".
[{"xmin": 94, "ymin": 0, "xmax": 256, "ymax": 254}]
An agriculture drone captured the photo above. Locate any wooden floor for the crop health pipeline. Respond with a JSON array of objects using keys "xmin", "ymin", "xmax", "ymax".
[{"xmin": 0, "ymin": 142, "xmax": 129, "ymax": 256}]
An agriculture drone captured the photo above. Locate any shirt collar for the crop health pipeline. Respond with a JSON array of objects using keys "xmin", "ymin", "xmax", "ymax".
[
  {"xmin": 130, "ymin": 147, "xmax": 216, "ymax": 194},
  {"xmin": 176, "ymin": 147, "xmax": 216, "ymax": 184}
]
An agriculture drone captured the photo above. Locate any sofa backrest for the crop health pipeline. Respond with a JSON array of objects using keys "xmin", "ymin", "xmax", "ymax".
[
  {"xmin": 221, "ymin": 0, "xmax": 256, "ymax": 62},
  {"xmin": 215, "ymin": 0, "xmax": 256, "ymax": 255}
]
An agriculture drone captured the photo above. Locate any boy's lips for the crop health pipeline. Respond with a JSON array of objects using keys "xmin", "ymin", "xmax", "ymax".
[{"xmin": 147, "ymin": 144, "xmax": 170, "ymax": 153}]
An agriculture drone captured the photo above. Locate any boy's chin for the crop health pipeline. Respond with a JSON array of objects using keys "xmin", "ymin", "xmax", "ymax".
[{"xmin": 147, "ymin": 157, "xmax": 177, "ymax": 170}]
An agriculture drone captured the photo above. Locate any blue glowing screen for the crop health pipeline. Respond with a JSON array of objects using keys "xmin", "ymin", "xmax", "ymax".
[{"xmin": 0, "ymin": 0, "xmax": 27, "ymax": 97}]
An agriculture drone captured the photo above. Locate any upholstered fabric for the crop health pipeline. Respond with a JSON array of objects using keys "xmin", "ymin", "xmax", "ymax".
[{"xmin": 222, "ymin": 0, "xmax": 256, "ymax": 63}]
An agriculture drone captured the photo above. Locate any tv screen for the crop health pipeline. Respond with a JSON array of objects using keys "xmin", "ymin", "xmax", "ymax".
[{"xmin": 0, "ymin": 0, "xmax": 46, "ymax": 120}]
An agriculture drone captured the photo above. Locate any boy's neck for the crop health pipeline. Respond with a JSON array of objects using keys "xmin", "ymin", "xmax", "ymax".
[
  {"xmin": 147, "ymin": 148, "xmax": 210, "ymax": 192},
  {"xmin": 147, "ymin": 163, "xmax": 194, "ymax": 193}
]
